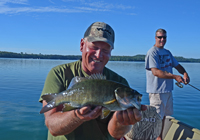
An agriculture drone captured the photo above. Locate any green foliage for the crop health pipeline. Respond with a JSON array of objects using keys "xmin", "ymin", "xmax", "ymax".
[
  {"xmin": 0, "ymin": 51, "xmax": 81, "ymax": 60},
  {"xmin": 0, "ymin": 51, "xmax": 200, "ymax": 63},
  {"xmin": 110, "ymin": 55, "xmax": 145, "ymax": 61}
]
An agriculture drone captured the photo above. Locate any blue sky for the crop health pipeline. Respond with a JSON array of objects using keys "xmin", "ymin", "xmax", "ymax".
[{"xmin": 0, "ymin": 0, "xmax": 199, "ymax": 58}]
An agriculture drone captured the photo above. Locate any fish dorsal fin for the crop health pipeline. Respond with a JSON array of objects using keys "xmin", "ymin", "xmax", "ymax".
[
  {"xmin": 68, "ymin": 76, "xmax": 87, "ymax": 89},
  {"xmin": 87, "ymin": 73, "xmax": 106, "ymax": 80},
  {"xmin": 68, "ymin": 74, "xmax": 106, "ymax": 89}
]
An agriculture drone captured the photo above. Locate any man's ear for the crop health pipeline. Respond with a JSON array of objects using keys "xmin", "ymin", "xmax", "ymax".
[{"xmin": 80, "ymin": 38, "xmax": 84, "ymax": 52}]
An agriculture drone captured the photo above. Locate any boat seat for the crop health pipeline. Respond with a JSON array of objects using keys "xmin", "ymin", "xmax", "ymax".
[{"xmin": 164, "ymin": 118, "xmax": 200, "ymax": 140}]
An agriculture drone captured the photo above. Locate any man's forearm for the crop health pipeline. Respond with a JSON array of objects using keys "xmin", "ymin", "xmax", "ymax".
[
  {"xmin": 151, "ymin": 68, "xmax": 175, "ymax": 79},
  {"xmin": 45, "ymin": 110, "xmax": 84, "ymax": 136}
]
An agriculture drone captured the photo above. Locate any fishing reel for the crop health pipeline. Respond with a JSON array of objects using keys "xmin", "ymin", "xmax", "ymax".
[
  {"xmin": 175, "ymin": 82, "xmax": 183, "ymax": 88},
  {"xmin": 175, "ymin": 82, "xmax": 200, "ymax": 91}
]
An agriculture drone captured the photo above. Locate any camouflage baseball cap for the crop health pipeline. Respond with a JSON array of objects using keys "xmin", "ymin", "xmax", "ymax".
[{"xmin": 84, "ymin": 22, "xmax": 115, "ymax": 49}]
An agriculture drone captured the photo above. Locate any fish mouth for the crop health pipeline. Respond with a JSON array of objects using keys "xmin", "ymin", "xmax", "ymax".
[
  {"xmin": 126, "ymin": 96, "xmax": 142, "ymax": 110},
  {"xmin": 115, "ymin": 93, "xmax": 142, "ymax": 110},
  {"xmin": 131, "ymin": 99, "xmax": 141, "ymax": 110},
  {"xmin": 114, "ymin": 87, "xmax": 142, "ymax": 110}
]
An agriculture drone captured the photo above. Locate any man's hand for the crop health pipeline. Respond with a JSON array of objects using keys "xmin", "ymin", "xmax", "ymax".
[
  {"xmin": 183, "ymin": 72, "xmax": 190, "ymax": 85},
  {"xmin": 115, "ymin": 105, "xmax": 147, "ymax": 125},
  {"xmin": 174, "ymin": 75, "xmax": 185, "ymax": 84},
  {"xmin": 175, "ymin": 64, "xmax": 190, "ymax": 85},
  {"xmin": 74, "ymin": 105, "xmax": 102, "ymax": 121},
  {"xmin": 174, "ymin": 74, "xmax": 190, "ymax": 85},
  {"xmin": 108, "ymin": 105, "xmax": 147, "ymax": 139}
]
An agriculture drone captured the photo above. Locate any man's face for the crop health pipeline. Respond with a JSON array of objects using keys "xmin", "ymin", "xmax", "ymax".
[
  {"xmin": 155, "ymin": 32, "xmax": 167, "ymax": 48},
  {"xmin": 80, "ymin": 39, "xmax": 112, "ymax": 75}
]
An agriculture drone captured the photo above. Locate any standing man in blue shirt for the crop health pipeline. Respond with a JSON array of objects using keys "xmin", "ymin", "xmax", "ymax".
[{"xmin": 145, "ymin": 28, "xmax": 190, "ymax": 140}]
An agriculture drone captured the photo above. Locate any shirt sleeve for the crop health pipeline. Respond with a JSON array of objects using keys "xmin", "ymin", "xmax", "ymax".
[
  {"xmin": 38, "ymin": 67, "xmax": 66, "ymax": 102},
  {"xmin": 145, "ymin": 48, "xmax": 160, "ymax": 70}
]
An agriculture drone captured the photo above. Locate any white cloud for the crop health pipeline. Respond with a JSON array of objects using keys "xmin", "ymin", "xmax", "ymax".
[
  {"xmin": 75, "ymin": 6, "xmax": 110, "ymax": 12},
  {"xmin": 84, "ymin": 1, "xmax": 134, "ymax": 10},
  {"xmin": 0, "ymin": 0, "xmax": 28, "ymax": 5},
  {"xmin": 0, "ymin": 0, "xmax": 135, "ymax": 15},
  {"xmin": 0, "ymin": 6, "xmax": 84, "ymax": 14},
  {"xmin": 48, "ymin": 0, "xmax": 55, "ymax": 4}
]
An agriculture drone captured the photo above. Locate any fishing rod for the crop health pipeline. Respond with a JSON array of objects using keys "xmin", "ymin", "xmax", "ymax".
[
  {"xmin": 175, "ymin": 82, "xmax": 200, "ymax": 91},
  {"xmin": 187, "ymin": 83, "xmax": 200, "ymax": 91}
]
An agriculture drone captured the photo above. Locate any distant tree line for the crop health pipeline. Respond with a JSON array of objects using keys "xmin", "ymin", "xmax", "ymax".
[
  {"xmin": 0, "ymin": 51, "xmax": 81, "ymax": 60},
  {"xmin": 0, "ymin": 51, "xmax": 200, "ymax": 63}
]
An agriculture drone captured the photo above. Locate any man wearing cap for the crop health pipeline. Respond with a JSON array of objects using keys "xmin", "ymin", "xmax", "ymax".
[{"xmin": 39, "ymin": 22, "xmax": 146, "ymax": 140}]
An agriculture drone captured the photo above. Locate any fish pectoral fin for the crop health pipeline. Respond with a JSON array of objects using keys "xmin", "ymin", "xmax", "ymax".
[
  {"xmin": 101, "ymin": 108, "xmax": 111, "ymax": 119},
  {"xmin": 62, "ymin": 103, "xmax": 77, "ymax": 112},
  {"xmin": 103, "ymin": 99, "xmax": 116, "ymax": 105}
]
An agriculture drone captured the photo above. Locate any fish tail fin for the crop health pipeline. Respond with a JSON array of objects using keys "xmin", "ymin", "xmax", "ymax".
[
  {"xmin": 41, "ymin": 93, "xmax": 57, "ymax": 103},
  {"xmin": 40, "ymin": 93, "xmax": 57, "ymax": 114},
  {"xmin": 40, "ymin": 100, "xmax": 56, "ymax": 114}
]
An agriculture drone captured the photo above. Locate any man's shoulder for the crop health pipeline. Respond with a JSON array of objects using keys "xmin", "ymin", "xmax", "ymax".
[
  {"xmin": 146, "ymin": 46, "xmax": 159, "ymax": 60},
  {"xmin": 104, "ymin": 67, "xmax": 122, "ymax": 77},
  {"xmin": 148, "ymin": 46, "xmax": 158, "ymax": 52},
  {"xmin": 51, "ymin": 60, "xmax": 81, "ymax": 71},
  {"xmin": 163, "ymin": 48, "xmax": 172, "ymax": 54}
]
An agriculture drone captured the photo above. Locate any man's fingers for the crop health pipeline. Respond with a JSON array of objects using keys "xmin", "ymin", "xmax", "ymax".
[
  {"xmin": 116, "ymin": 111, "xmax": 124, "ymax": 123},
  {"xmin": 133, "ymin": 108, "xmax": 142, "ymax": 121},
  {"xmin": 79, "ymin": 106, "xmax": 92, "ymax": 114},
  {"xmin": 127, "ymin": 108, "xmax": 134, "ymax": 123},
  {"xmin": 89, "ymin": 106, "xmax": 102, "ymax": 118},
  {"xmin": 75, "ymin": 106, "xmax": 102, "ymax": 121}
]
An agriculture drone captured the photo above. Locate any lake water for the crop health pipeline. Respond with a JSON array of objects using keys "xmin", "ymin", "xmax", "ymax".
[{"xmin": 0, "ymin": 58, "xmax": 200, "ymax": 140}]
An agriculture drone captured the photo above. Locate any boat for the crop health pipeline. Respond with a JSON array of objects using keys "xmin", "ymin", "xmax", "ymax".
[
  {"xmin": 124, "ymin": 106, "xmax": 200, "ymax": 140},
  {"xmin": 162, "ymin": 116, "xmax": 200, "ymax": 140}
]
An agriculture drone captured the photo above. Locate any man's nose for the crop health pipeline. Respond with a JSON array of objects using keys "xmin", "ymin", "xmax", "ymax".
[{"xmin": 95, "ymin": 49, "xmax": 102, "ymax": 58}]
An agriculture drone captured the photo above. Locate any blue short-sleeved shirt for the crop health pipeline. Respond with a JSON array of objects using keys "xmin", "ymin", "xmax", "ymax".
[{"xmin": 145, "ymin": 46, "xmax": 179, "ymax": 93}]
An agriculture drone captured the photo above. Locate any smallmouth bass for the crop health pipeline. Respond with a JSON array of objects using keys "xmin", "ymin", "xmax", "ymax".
[{"xmin": 40, "ymin": 74, "xmax": 142, "ymax": 119}]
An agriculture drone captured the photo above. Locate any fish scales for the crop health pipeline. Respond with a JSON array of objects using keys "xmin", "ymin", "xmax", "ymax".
[
  {"xmin": 61, "ymin": 79, "xmax": 128, "ymax": 110},
  {"xmin": 40, "ymin": 74, "xmax": 142, "ymax": 116},
  {"xmin": 54, "ymin": 79, "xmax": 121, "ymax": 108},
  {"xmin": 67, "ymin": 79, "xmax": 116, "ymax": 106}
]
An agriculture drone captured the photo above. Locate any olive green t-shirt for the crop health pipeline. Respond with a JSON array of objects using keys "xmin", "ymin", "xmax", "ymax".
[{"xmin": 39, "ymin": 60, "xmax": 129, "ymax": 140}]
